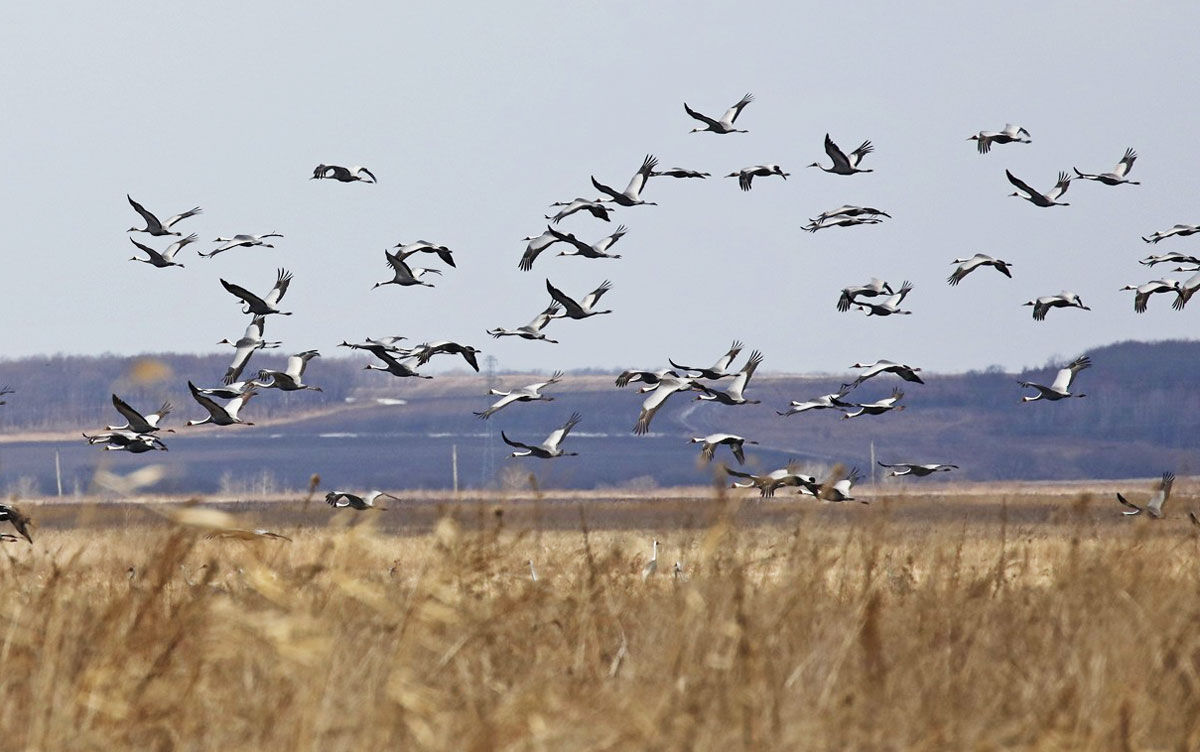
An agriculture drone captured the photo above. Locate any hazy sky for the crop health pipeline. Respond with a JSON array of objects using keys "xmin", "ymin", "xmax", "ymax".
[{"xmin": 4, "ymin": 3, "xmax": 1197, "ymax": 376}]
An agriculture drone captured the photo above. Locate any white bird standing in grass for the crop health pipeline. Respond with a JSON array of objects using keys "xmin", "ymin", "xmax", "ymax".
[
  {"xmin": 968, "ymin": 124, "xmax": 1031, "ymax": 154},
  {"xmin": 1120, "ymin": 279, "xmax": 1181, "ymax": 313},
  {"xmin": 474, "ymin": 371, "xmax": 563, "ymax": 419},
  {"xmin": 325, "ymin": 491, "xmax": 397, "ymax": 510},
  {"xmin": 1073, "ymin": 148, "xmax": 1140, "ymax": 186},
  {"xmin": 1006, "ymin": 170, "xmax": 1071, "ymax": 207},
  {"xmin": 642, "ymin": 539, "xmax": 659, "ymax": 581},
  {"xmin": 684, "ymin": 93, "xmax": 753, "ymax": 134},
  {"xmin": 1018, "ymin": 356, "xmax": 1091, "ymax": 402},
  {"xmin": 129, "ymin": 234, "xmax": 198, "ymax": 268},
  {"xmin": 808, "ymin": 134, "xmax": 874, "ymax": 175},
  {"xmin": 1117, "ymin": 473, "xmax": 1174, "ymax": 518},
  {"xmin": 502, "ymin": 412, "xmax": 582, "ymax": 459},
  {"xmin": 126, "ymin": 195, "xmax": 203, "ymax": 236},
  {"xmin": 948, "ymin": 255, "xmax": 1013, "ymax": 286},
  {"xmin": 1023, "ymin": 292, "xmax": 1090, "ymax": 321},
  {"xmin": 690, "ymin": 433, "xmax": 757, "ymax": 464},
  {"xmin": 201, "ymin": 233, "xmax": 284, "ymax": 258}
]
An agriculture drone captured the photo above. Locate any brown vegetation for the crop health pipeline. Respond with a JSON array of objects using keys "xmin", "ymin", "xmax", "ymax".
[{"xmin": 1, "ymin": 490, "xmax": 1198, "ymax": 749}]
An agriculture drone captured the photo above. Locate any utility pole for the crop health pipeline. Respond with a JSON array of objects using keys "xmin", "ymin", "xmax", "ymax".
[
  {"xmin": 480, "ymin": 355, "xmax": 499, "ymax": 487},
  {"xmin": 451, "ymin": 444, "xmax": 459, "ymax": 495},
  {"xmin": 55, "ymin": 451, "xmax": 63, "ymax": 497}
]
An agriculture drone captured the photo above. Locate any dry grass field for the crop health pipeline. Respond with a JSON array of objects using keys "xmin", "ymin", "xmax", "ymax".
[{"xmin": 2, "ymin": 486, "xmax": 1199, "ymax": 750}]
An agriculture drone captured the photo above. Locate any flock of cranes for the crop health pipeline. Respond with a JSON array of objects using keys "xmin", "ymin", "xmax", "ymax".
[{"xmin": 3, "ymin": 94, "xmax": 1198, "ymax": 547}]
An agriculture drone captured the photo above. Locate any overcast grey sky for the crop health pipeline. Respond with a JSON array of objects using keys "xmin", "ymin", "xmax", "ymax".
[{"xmin": 3, "ymin": 2, "xmax": 1196, "ymax": 375}]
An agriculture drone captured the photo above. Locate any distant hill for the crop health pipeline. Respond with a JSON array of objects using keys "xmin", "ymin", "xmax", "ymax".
[{"xmin": 0, "ymin": 339, "xmax": 1197, "ymax": 495}]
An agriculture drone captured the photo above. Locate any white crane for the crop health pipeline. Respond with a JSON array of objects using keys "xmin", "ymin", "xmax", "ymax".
[
  {"xmin": 185, "ymin": 381, "xmax": 258, "ymax": 426},
  {"xmin": 808, "ymin": 134, "xmax": 874, "ymax": 175},
  {"xmin": 200, "ymin": 233, "xmax": 284, "ymax": 258},
  {"xmin": 362, "ymin": 349, "xmax": 432, "ymax": 379},
  {"xmin": 83, "ymin": 429, "xmax": 168, "ymax": 453},
  {"xmin": 126, "ymin": 195, "xmax": 203, "ymax": 236},
  {"xmin": 129, "ymin": 234, "xmax": 197, "ymax": 268},
  {"xmin": 968, "ymin": 124, "xmax": 1031, "ymax": 154},
  {"xmin": 592, "ymin": 155, "xmax": 658, "ymax": 206},
  {"xmin": 1171, "ymin": 266, "xmax": 1200, "ymax": 310},
  {"xmin": 727, "ymin": 464, "xmax": 819, "ymax": 498},
  {"xmin": 844, "ymin": 360, "xmax": 924, "ymax": 391},
  {"xmin": 878, "ymin": 462, "xmax": 958, "ymax": 478},
  {"xmin": 1074, "ymin": 148, "xmax": 1139, "ymax": 186},
  {"xmin": 726, "ymin": 164, "xmax": 789, "ymax": 191},
  {"xmin": 375, "ymin": 250, "xmax": 442, "ymax": 289},
  {"xmin": 837, "ymin": 278, "xmax": 895, "ymax": 311},
  {"xmin": 1117, "ymin": 472, "xmax": 1174, "ymax": 518},
  {"xmin": 218, "ymin": 316, "xmax": 280, "ymax": 385},
  {"xmin": 633, "ymin": 374, "xmax": 700, "ymax": 435},
  {"xmin": 1141, "ymin": 251, "xmax": 1200, "ymax": 267},
  {"xmin": 642, "ymin": 539, "xmax": 660, "ymax": 581},
  {"xmin": 527, "ymin": 560, "xmax": 539, "ymax": 582},
  {"xmin": 502, "ymin": 412, "xmax": 582, "ymax": 458},
  {"xmin": 803, "ymin": 215, "xmax": 884, "ymax": 233},
  {"xmin": 694, "ymin": 351, "xmax": 764, "ymax": 405},
  {"xmin": 547, "ymin": 225, "xmax": 626, "ymax": 261},
  {"xmin": 412, "ymin": 341, "xmax": 481, "ymax": 372},
  {"xmin": 842, "ymin": 389, "xmax": 906, "ymax": 419},
  {"xmin": 474, "ymin": 371, "xmax": 563, "ymax": 419},
  {"xmin": 948, "ymin": 254, "xmax": 1013, "ymax": 286},
  {"xmin": 311, "ymin": 164, "xmax": 376, "ymax": 183},
  {"xmin": 0, "ymin": 504, "xmax": 33, "ymax": 544},
  {"xmin": 615, "ymin": 368, "xmax": 679, "ymax": 391},
  {"xmin": 690, "ymin": 433, "xmax": 757, "ymax": 464},
  {"xmin": 1019, "ymin": 356, "xmax": 1090, "ymax": 402},
  {"xmin": 518, "ymin": 230, "xmax": 564, "ymax": 271},
  {"xmin": 546, "ymin": 279, "xmax": 613, "ymax": 319},
  {"xmin": 1142, "ymin": 224, "xmax": 1200, "ymax": 244},
  {"xmin": 1121, "ymin": 279, "xmax": 1181, "ymax": 313},
  {"xmin": 1023, "ymin": 292, "xmax": 1090, "ymax": 321},
  {"xmin": 669, "ymin": 340, "xmax": 744, "ymax": 380},
  {"xmin": 856, "ymin": 281, "xmax": 914, "ymax": 316},
  {"xmin": 325, "ymin": 490, "xmax": 397, "ymax": 509},
  {"xmin": 650, "ymin": 167, "xmax": 710, "ymax": 179},
  {"xmin": 813, "ymin": 205, "xmax": 891, "ymax": 222},
  {"xmin": 820, "ymin": 467, "xmax": 863, "ymax": 503},
  {"xmin": 393, "ymin": 240, "xmax": 456, "ymax": 268},
  {"xmin": 546, "ymin": 198, "xmax": 613, "ymax": 224},
  {"xmin": 487, "ymin": 303, "xmax": 561, "ymax": 343},
  {"xmin": 257, "ymin": 350, "xmax": 322, "ymax": 391},
  {"xmin": 220, "ymin": 268, "xmax": 293, "ymax": 316},
  {"xmin": 107, "ymin": 395, "xmax": 172, "ymax": 434},
  {"xmin": 777, "ymin": 391, "xmax": 854, "ymax": 416},
  {"xmin": 1007, "ymin": 169, "xmax": 1071, "ymax": 207},
  {"xmin": 684, "ymin": 93, "xmax": 753, "ymax": 134}
]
